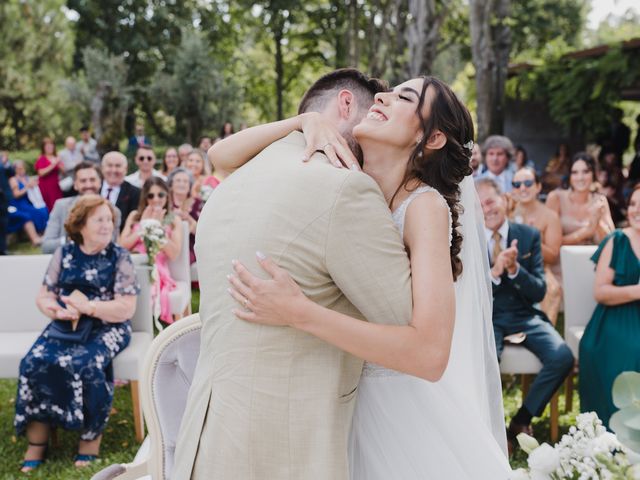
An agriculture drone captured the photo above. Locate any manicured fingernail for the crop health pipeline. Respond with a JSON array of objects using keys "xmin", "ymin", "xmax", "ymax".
[
  {"xmin": 301, "ymin": 155, "xmax": 308, "ymax": 161},
  {"xmin": 350, "ymin": 164, "xmax": 358, "ymax": 170},
  {"xmin": 226, "ymin": 274, "xmax": 232, "ymax": 281},
  {"xmin": 226, "ymin": 288, "xmax": 232, "ymax": 295},
  {"xmin": 335, "ymin": 161, "xmax": 342, "ymax": 167},
  {"xmin": 256, "ymin": 251, "xmax": 266, "ymax": 260},
  {"xmin": 231, "ymin": 259, "xmax": 238, "ymax": 266}
]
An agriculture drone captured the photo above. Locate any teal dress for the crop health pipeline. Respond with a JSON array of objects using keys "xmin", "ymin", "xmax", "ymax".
[{"xmin": 579, "ymin": 230, "xmax": 640, "ymax": 428}]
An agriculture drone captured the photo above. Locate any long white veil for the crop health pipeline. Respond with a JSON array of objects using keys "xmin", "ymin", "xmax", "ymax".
[{"xmin": 445, "ymin": 174, "xmax": 507, "ymax": 453}]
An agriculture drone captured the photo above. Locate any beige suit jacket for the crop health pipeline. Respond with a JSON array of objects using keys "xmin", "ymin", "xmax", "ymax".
[{"xmin": 172, "ymin": 132, "xmax": 412, "ymax": 479}]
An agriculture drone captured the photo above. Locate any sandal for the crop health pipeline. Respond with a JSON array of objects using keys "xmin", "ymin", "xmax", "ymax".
[
  {"xmin": 20, "ymin": 441, "xmax": 48, "ymax": 473},
  {"xmin": 74, "ymin": 453, "xmax": 99, "ymax": 467}
]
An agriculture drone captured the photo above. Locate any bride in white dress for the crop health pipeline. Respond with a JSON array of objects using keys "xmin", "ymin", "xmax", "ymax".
[{"xmin": 219, "ymin": 75, "xmax": 511, "ymax": 478}]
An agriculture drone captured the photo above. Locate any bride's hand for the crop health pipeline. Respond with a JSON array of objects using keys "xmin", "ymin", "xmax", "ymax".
[
  {"xmin": 227, "ymin": 253, "xmax": 308, "ymax": 327},
  {"xmin": 299, "ymin": 112, "xmax": 361, "ymax": 171}
]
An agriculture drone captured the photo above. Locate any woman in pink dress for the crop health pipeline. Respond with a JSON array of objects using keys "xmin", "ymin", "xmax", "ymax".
[
  {"xmin": 34, "ymin": 137, "xmax": 63, "ymax": 211},
  {"xmin": 119, "ymin": 177, "xmax": 182, "ymax": 323}
]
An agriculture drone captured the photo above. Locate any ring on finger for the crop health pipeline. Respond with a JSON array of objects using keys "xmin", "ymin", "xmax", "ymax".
[{"xmin": 243, "ymin": 298, "xmax": 249, "ymax": 309}]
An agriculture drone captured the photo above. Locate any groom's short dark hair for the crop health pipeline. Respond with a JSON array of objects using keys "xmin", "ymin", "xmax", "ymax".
[{"xmin": 298, "ymin": 68, "xmax": 387, "ymax": 115}]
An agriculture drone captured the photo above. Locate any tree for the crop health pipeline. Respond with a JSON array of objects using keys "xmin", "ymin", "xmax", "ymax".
[
  {"xmin": 63, "ymin": 48, "xmax": 132, "ymax": 153},
  {"xmin": 405, "ymin": 0, "xmax": 447, "ymax": 77},
  {"xmin": 0, "ymin": 0, "xmax": 74, "ymax": 149},
  {"xmin": 469, "ymin": 0, "xmax": 511, "ymax": 142}
]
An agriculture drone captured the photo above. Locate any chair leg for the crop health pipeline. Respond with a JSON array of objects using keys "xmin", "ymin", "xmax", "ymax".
[
  {"xmin": 550, "ymin": 392, "xmax": 559, "ymax": 443},
  {"xmin": 51, "ymin": 427, "xmax": 59, "ymax": 448},
  {"xmin": 130, "ymin": 380, "xmax": 144, "ymax": 443},
  {"xmin": 564, "ymin": 372, "xmax": 574, "ymax": 414},
  {"xmin": 521, "ymin": 374, "xmax": 531, "ymax": 399}
]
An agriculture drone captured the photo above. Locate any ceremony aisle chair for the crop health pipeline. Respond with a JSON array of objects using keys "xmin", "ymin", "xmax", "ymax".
[
  {"xmin": 168, "ymin": 221, "xmax": 192, "ymax": 320},
  {"xmin": 0, "ymin": 254, "xmax": 154, "ymax": 443},
  {"xmin": 559, "ymin": 245, "xmax": 598, "ymax": 413},
  {"xmin": 91, "ymin": 313, "xmax": 202, "ymax": 480},
  {"xmin": 500, "ymin": 345, "xmax": 560, "ymax": 443}
]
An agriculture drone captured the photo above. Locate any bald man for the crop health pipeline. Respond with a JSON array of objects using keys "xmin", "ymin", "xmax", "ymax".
[{"xmin": 101, "ymin": 151, "xmax": 140, "ymax": 230}]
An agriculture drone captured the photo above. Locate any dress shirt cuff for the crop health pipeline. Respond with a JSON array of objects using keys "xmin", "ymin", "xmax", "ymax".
[
  {"xmin": 507, "ymin": 265, "xmax": 520, "ymax": 279},
  {"xmin": 491, "ymin": 275, "xmax": 502, "ymax": 285}
]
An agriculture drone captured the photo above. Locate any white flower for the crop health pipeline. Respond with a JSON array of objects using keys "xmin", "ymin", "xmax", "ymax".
[
  {"xmin": 528, "ymin": 443, "xmax": 560, "ymax": 475},
  {"xmin": 84, "ymin": 268, "xmax": 98, "ymax": 281},
  {"xmin": 57, "ymin": 354, "xmax": 72, "ymax": 367},
  {"xmin": 518, "ymin": 433, "xmax": 541, "ymax": 454},
  {"xmin": 510, "ymin": 468, "xmax": 531, "ymax": 480}
]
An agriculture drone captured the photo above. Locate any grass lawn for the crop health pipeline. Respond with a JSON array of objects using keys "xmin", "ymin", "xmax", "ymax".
[{"xmin": 0, "ymin": 242, "xmax": 579, "ymax": 476}]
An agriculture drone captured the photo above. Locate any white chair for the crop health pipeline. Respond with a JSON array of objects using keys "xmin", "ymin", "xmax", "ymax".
[
  {"xmin": 167, "ymin": 221, "xmax": 191, "ymax": 319},
  {"xmin": 0, "ymin": 253, "xmax": 154, "ymax": 443},
  {"xmin": 560, "ymin": 245, "xmax": 598, "ymax": 412},
  {"xmin": 91, "ymin": 314, "xmax": 202, "ymax": 480},
  {"xmin": 500, "ymin": 344, "xmax": 560, "ymax": 442}
]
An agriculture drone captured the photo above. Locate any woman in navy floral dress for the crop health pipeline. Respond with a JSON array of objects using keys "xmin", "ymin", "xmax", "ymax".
[{"xmin": 15, "ymin": 195, "xmax": 139, "ymax": 472}]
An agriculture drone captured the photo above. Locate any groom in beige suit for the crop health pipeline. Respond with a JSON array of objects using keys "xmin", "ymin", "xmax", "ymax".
[{"xmin": 172, "ymin": 69, "xmax": 414, "ymax": 479}]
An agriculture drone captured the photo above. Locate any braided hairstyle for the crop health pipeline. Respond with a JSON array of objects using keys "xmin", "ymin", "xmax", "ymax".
[{"xmin": 389, "ymin": 76, "xmax": 474, "ymax": 281}]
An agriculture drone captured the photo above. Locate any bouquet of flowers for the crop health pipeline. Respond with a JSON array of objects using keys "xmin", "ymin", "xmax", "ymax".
[
  {"xmin": 138, "ymin": 218, "xmax": 168, "ymax": 329},
  {"xmin": 200, "ymin": 184, "xmax": 215, "ymax": 203}
]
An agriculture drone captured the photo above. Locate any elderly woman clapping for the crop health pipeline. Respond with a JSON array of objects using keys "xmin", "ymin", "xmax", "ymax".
[{"xmin": 15, "ymin": 195, "xmax": 139, "ymax": 472}]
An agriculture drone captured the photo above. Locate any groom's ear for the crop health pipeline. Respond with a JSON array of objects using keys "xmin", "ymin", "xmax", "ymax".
[{"xmin": 337, "ymin": 89, "xmax": 355, "ymax": 120}]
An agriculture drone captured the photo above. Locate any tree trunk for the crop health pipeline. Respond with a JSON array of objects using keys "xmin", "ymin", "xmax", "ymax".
[
  {"xmin": 274, "ymin": 23, "xmax": 284, "ymax": 120},
  {"xmin": 405, "ymin": 0, "xmax": 444, "ymax": 77},
  {"xmin": 469, "ymin": 0, "xmax": 511, "ymax": 142},
  {"xmin": 347, "ymin": 0, "xmax": 358, "ymax": 67}
]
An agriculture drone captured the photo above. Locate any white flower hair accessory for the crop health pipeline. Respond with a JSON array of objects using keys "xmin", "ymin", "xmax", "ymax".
[{"xmin": 463, "ymin": 140, "xmax": 474, "ymax": 151}]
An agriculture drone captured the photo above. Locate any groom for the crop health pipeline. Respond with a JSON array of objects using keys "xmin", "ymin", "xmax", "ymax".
[{"xmin": 172, "ymin": 69, "xmax": 414, "ymax": 479}]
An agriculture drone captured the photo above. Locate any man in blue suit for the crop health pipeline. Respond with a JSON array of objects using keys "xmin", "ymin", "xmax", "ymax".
[{"xmin": 476, "ymin": 177, "xmax": 573, "ymax": 454}]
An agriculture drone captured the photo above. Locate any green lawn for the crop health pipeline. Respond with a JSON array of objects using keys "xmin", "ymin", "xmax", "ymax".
[{"xmin": 1, "ymin": 243, "xmax": 578, "ymax": 476}]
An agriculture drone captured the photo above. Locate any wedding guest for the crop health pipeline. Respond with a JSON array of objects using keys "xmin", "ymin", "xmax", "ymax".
[
  {"xmin": 471, "ymin": 142, "xmax": 483, "ymax": 177},
  {"xmin": 178, "ymin": 143, "xmax": 193, "ymax": 166},
  {"xmin": 168, "ymin": 167, "xmax": 201, "ymax": 264},
  {"xmin": 101, "ymin": 151, "xmax": 140, "ymax": 230},
  {"xmin": 8, "ymin": 160, "xmax": 48, "ymax": 246},
  {"xmin": 127, "ymin": 123, "xmax": 152, "ymax": 157},
  {"xmin": 542, "ymin": 142, "xmax": 571, "ymax": 193},
  {"xmin": 34, "ymin": 137, "xmax": 63, "ymax": 212},
  {"xmin": 185, "ymin": 149, "xmax": 219, "ymax": 200},
  {"xmin": 477, "ymin": 135, "xmax": 515, "ymax": 193},
  {"xmin": 124, "ymin": 146, "xmax": 166, "ymax": 188},
  {"xmin": 219, "ymin": 121, "xmax": 234, "ymax": 140},
  {"xmin": 15, "ymin": 195, "xmax": 139, "ymax": 472},
  {"xmin": 160, "ymin": 147, "xmax": 180, "ymax": 177},
  {"xmin": 597, "ymin": 151, "xmax": 626, "ymax": 224},
  {"xmin": 477, "ymin": 177, "xmax": 573, "ymax": 454},
  {"xmin": 77, "ymin": 127, "xmax": 100, "ymax": 164},
  {"xmin": 510, "ymin": 167, "xmax": 563, "ymax": 325},
  {"xmin": 514, "ymin": 145, "xmax": 535, "ymax": 171},
  {"xmin": 0, "ymin": 150, "xmax": 14, "ymax": 254},
  {"xmin": 119, "ymin": 177, "xmax": 182, "ymax": 324},
  {"xmin": 197, "ymin": 136, "xmax": 213, "ymax": 153},
  {"xmin": 58, "ymin": 136, "xmax": 83, "ymax": 193},
  {"xmin": 42, "ymin": 162, "xmax": 120, "ymax": 253},
  {"xmin": 580, "ymin": 184, "xmax": 640, "ymax": 428}
]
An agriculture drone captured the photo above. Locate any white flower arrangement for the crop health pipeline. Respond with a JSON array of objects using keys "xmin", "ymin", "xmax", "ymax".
[
  {"xmin": 512, "ymin": 412, "xmax": 638, "ymax": 479},
  {"xmin": 138, "ymin": 218, "xmax": 169, "ymax": 329},
  {"xmin": 200, "ymin": 184, "xmax": 214, "ymax": 202}
]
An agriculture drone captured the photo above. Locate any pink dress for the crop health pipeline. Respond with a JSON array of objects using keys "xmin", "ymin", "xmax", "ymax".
[
  {"xmin": 131, "ymin": 223, "xmax": 177, "ymax": 323},
  {"xmin": 35, "ymin": 155, "xmax": 63, "ymax": 212}
]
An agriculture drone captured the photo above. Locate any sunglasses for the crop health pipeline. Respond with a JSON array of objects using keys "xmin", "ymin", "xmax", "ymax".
[
  {"xmin": 512, "ymin": 180, "xmax": 535, "ymax": 189},
  {"xmin": 137, "ymin": 156, "xmax": 155, "ymax": 162},
  {"xmin": 147, "ymin": 192, "xmax": 167, "ymax": 200}
]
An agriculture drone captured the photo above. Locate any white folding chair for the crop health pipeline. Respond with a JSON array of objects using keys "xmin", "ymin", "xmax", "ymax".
[{"xmin": 168, "ymin": 221, "xmax": 192, "ymax": 319}]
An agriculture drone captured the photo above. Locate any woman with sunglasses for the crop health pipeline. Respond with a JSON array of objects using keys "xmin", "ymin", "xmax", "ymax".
[
  {"xmin": 510, "ymin": 167, "xmax": 563, "ymax": 325},
  {"xmin": 119, "ymin": 177, "xmax": 182, "ymax": 323}
]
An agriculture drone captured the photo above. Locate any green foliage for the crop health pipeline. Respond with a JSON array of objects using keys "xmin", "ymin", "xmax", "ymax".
[
  {"xmin": 585, "ymin": 9, "xmax": 640, "ymax": 47},
  {"xmin": 507, "ymin": 43, "xmax": 640, "ymax": 140},
  {"xmin": 0, "ymin": 0, "xmax": 76, "ymax": 149},
  {"xmin": 610, "ymin": 372, "xmax": 640, "ymax": 453}
]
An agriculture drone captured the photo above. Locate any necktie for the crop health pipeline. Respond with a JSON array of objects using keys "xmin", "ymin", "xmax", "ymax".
[
  {"xmin": 492, "ymin": 231, "xmax": 502, "ymax": 264},
  {"xmin": 106, "ymin": 187, "xmax": 113, "ymax": 202}
]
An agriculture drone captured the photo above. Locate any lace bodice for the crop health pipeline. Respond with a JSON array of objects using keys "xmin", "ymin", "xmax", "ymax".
[{"xmin": 363, "ymin": 185, "xmax": 451, "ymax": 377}]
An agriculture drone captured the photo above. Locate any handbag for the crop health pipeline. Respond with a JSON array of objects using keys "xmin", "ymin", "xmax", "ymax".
[{"xmin": 48, "ymin": 317, "xmax": 94, "ymax": 343}]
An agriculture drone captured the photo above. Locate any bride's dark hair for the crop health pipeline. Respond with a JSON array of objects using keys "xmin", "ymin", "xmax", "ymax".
[{"xmin": 390, "ymin": 76, "xmax": 473, "ymax": 281}]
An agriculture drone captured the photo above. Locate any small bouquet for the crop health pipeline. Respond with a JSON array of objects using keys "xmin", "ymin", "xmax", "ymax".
[
  {"xmin": 512, "ymin": 412, "xmax": 640, "ymax": 479},
  {"xmin": 200, "ymin": 184, "xmax": 214, "ymax": 203},
  {"xmin": 138, "ymin": 218, "xmax": 168, "ymax": 329}
]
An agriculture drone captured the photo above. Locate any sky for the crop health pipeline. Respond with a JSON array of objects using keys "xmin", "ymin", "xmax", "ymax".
[{"xmin": 588, "ymin": 0, "xmax": 639, "ymax": 29}]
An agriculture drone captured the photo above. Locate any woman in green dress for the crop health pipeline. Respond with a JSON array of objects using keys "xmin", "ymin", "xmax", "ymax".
[{"xmin": 579, "ymin": 184, "xmax": 640, "ymax": 428}]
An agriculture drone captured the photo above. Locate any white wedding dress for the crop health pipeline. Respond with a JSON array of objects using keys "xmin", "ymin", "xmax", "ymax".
[{"xmin": 348, "ymin": 176, "xmax": 513, "ymax": 479}]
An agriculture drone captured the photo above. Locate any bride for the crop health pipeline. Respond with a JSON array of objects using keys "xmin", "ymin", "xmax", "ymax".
[{"xmin": 216, "ymin": 76, "xmax": 511, "ymax": 478}]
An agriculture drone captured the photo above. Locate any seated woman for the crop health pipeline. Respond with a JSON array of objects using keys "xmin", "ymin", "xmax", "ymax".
[
  {"xmin": 14, "ymin": 195, "xmax": 139, "ymax": 472},
  {"xmin": 167, "ymin": 167, "xmax": 201, "ymax": 264},
  {"xmin": 580, "ymin": 184, "xmax": 640, "ymax": 428},
  {"xmin": 119, "ymin": 177, "xmax": 182, "ymax": 323},
  {"xmin": 510, "ymin": 167, "xmax": 563, "ymax": 324},
  {"xmin": 184, "ymin": 149, "xmax": 220, "ymax": 201},
  {"xmin": 8, "ymin": 160, "xmax": 48, "ymax": 246}
]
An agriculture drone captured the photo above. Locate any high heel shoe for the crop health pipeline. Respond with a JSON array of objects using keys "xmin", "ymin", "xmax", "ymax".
[{"xmin": 20, "ymin": 441, "xmax": 48, "ymax": 472}]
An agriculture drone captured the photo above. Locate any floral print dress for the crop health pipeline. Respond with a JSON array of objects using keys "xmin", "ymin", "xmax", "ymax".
[{"xmin": 14, "ymin": 242, "xmax": 140, "ymax": 440}]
